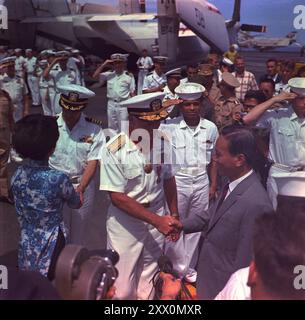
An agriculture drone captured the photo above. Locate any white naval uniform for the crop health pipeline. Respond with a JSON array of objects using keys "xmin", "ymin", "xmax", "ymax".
[
  {"xmin": 256, "ymin": 106, "xmax": 305, "ymax": 209},
  {"xmin": 159, "ymin": 117, "xmax": 219, "ymax": 282},
  {"xmin": 142, "ymin": 70, "xmax": 166, "ymax": 92},
  {"xmin": 53, "ymin": 69, "xmax": 77, "ymax": 114},
  {"xmin": 0, "ymin": 75, "xmax": 28, "ymax": 121},
  {"xmin": 37, "ymin": 67, "xmax": 52, "ymax": 116},
  {"xmin": 67, "ymin": 57, "xmax": 83, "ymax": 85},
  {"xmin": 100, "ymin": 133, "xmax": 174, "ymax": 300},
  {"xmin": 99, "ymin": 71, "xmax": 135, "ymax": 133},
  {"xmin": 163, "ymin": 85, "xmax": 180, "ymax": 118},
  {"xmin": 15, "ymin": 56, "xmax": 25, "ymax": 78},
  {"xmin": 25, "ymin": 57, "xmax": 41, "ymax": 106},
  {"xmin": 47, "ymin": 63, "xmax": 61, "ymax": 115},
  {"xmin": 49, "ymin": 113, "xmax": 105, "ymax": 245},
  {"xmin": 136, "ymin": 56, "xmax": 153, "ymax": 94}
]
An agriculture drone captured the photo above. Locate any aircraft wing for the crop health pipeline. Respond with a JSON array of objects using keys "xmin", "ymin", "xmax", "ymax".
[{"xmin": 21, "ymin": 13, "xmax": 157, "ymax": 24}]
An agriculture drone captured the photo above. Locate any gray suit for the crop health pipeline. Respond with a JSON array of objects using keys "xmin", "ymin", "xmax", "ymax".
[{"xmin": 182, "ymin": 172, "xmax": 273, "ymax": 300}]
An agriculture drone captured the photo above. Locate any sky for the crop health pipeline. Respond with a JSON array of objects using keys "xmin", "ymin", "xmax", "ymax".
[{"xmin": 75, "ymin": 0, "xmax": 305, "ymax": 44}]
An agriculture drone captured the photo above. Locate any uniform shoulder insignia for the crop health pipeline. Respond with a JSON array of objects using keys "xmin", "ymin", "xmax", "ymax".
[
  {"xmin": 85, "ymin": 117, "xmax": 103, "ymax": 127},
  {"xmin": 147, "ymin": 71, "xmax": 153, "ymax": 76},
  {"xmin": 107, "ymin": 134, "xmax": 126, "ymax": 153}
]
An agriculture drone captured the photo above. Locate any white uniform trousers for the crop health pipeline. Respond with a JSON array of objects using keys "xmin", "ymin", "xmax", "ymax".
[
  {"xmin": 27, "ymin": 75, "xmax": 41, "ymax": 106},
  {"xmin": 107, "ymin": 204, "xmax": 165, "ymax": 300},
  {"xmin": 48, "ymin": 87, "xmax": 57, "ymax": 116},
  {"xmin": 137, "ymin": 70, "xmax": 149, "ymax": 95},
  {"xmin": 164, "ymin": 172, "xmax": 209, "ymax": 283},
  {"xmin": 63, "ymin": 179, "xmax": 95, "ymax": 246},
  {"xmin": 267, "ymin": 164, "xmax": 292, "ymax": 210},
  {"xmin": 40, "ymin": 88, "xmax": 52, "ymax": 116},
  {"xmin": 107, "ymin": 100, "xmax": 129, "ymax": 133},
  {"xmin": 13, "ymin": 102, "xmax": 24, "ymax": 122}
]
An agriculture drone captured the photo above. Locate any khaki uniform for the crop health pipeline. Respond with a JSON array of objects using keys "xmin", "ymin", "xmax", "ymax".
[
  {"xmin": 214, "ymin": 96, "xmax": 242, "ymax": 131},
  {"xmin": 0, "ymin": 92, "xmax": 13, "ymax": 197}
]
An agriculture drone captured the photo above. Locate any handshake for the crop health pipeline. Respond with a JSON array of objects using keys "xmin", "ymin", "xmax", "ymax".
[{"xmin": 154, "ymin": 215, "xmax": 183, "ymax": 242}]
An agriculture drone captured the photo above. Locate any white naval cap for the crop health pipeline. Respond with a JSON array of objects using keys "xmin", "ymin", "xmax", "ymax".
[
  {"xmin": 221, "ymin": 57, "xmax": 234, "ymax": 66},
  {"xmin": 110, "ymin": 53, "xmax": 129, "ymax": 62},
  {"xmin": 0, "ymin": 56, "xmax": 16, "ymax": 68},
  {"xmin": 120, "ymin": 92, "xmax": 179, "ymax": 121},
  {"xmin": 153, "ymin": 56, "xmax": 168, "ymax": 64},
  {"xmin": 288, "ymin": 78, "xmax": 305, "ymax": 97},
  {"xmin": 57, "ymin": 84, "xmax": 95, "ymax": 111},
  {"xmin": 25, "ymin": 49, "xmax": 33, "ymax": 53},
  {"xmin": 38, "ymin": 59, "xmax": 48, "ymax": 66},
  {"xmin": 71, "ymin": 49, "xmax": 80, "ymax": 54},
  {"xmin": 14, "ymin": 48, "xmax": 22, "ymax": 53},
  {"xmin": 55, "ymin": 50, "xmax": 70, "ymax": 58},
  {"xmin": 273, "ymin": 171, "xmax": 305, "ymax": 198},
  {"xmin": 165, "ymin": 68, "xmax": 182, "ymax": 78},
  {"xmin": 175, "ymin": 82, "xmax": 206, "ymax": 101}
]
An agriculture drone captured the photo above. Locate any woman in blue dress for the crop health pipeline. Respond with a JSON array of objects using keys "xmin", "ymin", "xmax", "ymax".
[{"xmin": 11, "ymin": 114, "xmax": 82, "ymax": 280}]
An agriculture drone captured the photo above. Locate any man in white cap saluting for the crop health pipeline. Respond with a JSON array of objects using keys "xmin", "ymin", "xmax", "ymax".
[
  {"xmin": 24, "ymin": 49, "xmax": 41, "ymax": 107},
  {"xmin": 37, "ymin": 60, "xmax": 52, "ymax": 116},
  {"xmin": 142, "ymin": 56, "xmax": 168, "ymax": 94},
  {"xmin": 100, "ymin": 92, "xmax": 180, "ymax": 299},
  {"xmin": 93, "ymin": 53, "xmax": 136, "ymax": 133},
  {"xmin": 242, "ymin": 78, "xmax": 304, "ymax": 209},
  {"xmin": 49, "ymin": 84, "xmax": 105, "ymax": 245},
  {"xmin": 0, "ymin": 56, "xmax": 29, "ymax": 122},
  {"xmin": 159, "ymin": 82, "xmax": 218, "ymax": 285},
  {"xmin": 44, "ymin": 51, "xmax": 78, "ymax": 114}
]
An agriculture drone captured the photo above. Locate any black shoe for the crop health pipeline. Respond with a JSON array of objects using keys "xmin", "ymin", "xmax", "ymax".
[{"xmin": 32, "ymin": 104, "xmax": 42, "ymax": 108}]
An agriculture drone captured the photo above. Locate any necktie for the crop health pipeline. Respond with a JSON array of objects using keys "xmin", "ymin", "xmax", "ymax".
[{"xmin": 216, "ymin": 183, "xmax": 229, "ymax": 212}]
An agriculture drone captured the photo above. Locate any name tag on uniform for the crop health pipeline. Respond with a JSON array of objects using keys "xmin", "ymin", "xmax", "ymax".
[{"xmin": 79, "ymin": 135, "xmax": 94, "ymax": 144}]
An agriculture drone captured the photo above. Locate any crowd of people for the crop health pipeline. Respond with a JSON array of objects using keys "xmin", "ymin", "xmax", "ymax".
[{"xmin": 0, "ymin": 44, "xmax": 305, "ymax": 300}]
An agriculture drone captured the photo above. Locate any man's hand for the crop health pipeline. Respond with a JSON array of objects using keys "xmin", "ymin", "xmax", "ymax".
[
  {"xmin": 209, "ymin": 185, "xmax": 217, "ymax": 200},
  {"xmin": 271, "ymin": 91, "xmax": 297, "ymax": 106},
  {"xmin": 154, "ymin": 215, "xmax": 179, "ymax": 236},
  {"xmin": 159, "ymin": 272, "xmax": 181, "ymax": 300},
  {"xmin": 76, "ymin": 184, "xmax": 85, "ymax": 205}
]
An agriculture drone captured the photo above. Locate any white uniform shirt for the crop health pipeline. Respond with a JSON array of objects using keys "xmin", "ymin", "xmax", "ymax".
[
  {"xmin": 25, "ymin": 57, "xmax": 37, "ymax": 74},
  {"xmin": 100, "ymin": 71, "xmax": 135, "ymax": 101},
  {"xmin": 54, "ymin": 69, "xmax": 77, "ymax": 88},
  {"xmin": 100, "ymin": 133, "xmax": 174, "ymax": 205},
  {"xmin": 137, "ymin": 56, "xmax": 153, "ymax": 71},
  {"xmin": 48, "ymin": 63, "xmax": 61, "ymax": 88},
  {"xmin": 159, "ymin": 117, "xmax": 219, "ymax": 174},
  {"xmin": 163, "ymin": 85, "xmax": 180, "ymax": 114},
  {"xmin": 215, "ymin": 267, "xmax": 250, "ymax": 300},
  {"xmin": 256, "ymin": 106, "xmax": 305, "ymax": 167},
  {"xmin": 15, "ymin": 56, "xmax": 25, "ymax": 74},
  {"xmin": 142, "ymin": 70, "xmax": 167, "ymax": 91},
  {"xmin": 0, "ymin": 75, "xmax": 28, "ymax": 104},
  {"xmin": 49, "ymin": 113, "xmax": 105, "ymax": 177}
]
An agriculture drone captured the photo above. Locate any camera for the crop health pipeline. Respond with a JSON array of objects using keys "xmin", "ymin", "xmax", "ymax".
[{"xmin": 55, "ymin": 245, "xmax": 119, "ymax": 300}]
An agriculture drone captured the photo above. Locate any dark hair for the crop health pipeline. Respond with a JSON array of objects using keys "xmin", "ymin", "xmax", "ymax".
[
  {"xmin": 12, "ymin": 114, "xmax": 59, "ymax": 160},
  {"xmin": 186, "ymin": 63, "xmax": 198, "ymax": 70},
  {"xmin": 259, "ymin": 76, "xmax": 275, "ymax": 90},
  {"xmin": 244, "ymin": 90, "xmax": 267, "ymax": 104},
  {"xmin": 283, "ymin": 60, "xmax": 295, "ymax": 72},
  {"xmin": 266, "ymin": 58, "xmax": 277, "ymax": 65},
  {"xmin": 221, "ymin": 125, "xmax": 268, "ymax": 177},
  {"xmin": 253, "ymin": 202, "xmax": 305, "ymax": 299}
]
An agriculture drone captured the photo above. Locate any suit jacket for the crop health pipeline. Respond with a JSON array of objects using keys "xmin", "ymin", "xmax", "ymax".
[{"xmin": 182, "ymin": 172, "xmax": 273, "ymax": 300}]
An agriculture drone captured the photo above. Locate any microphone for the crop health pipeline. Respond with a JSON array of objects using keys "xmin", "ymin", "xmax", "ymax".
[{"xmin": 157, "ymin": 255, "xmax": 179, "ymax": 278}]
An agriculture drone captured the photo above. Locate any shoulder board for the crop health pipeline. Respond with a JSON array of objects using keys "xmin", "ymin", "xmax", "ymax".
[
  {"xmin": 107, "ymin": 134, "xmax": 126, "ymax": 153},
  {"xmin": 85, "ymin": 117, "xmax": 103, "ymax": 127},
  {"xmin": 147, "ymin": 72, "xmax": 153, "ymax": 76}
]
